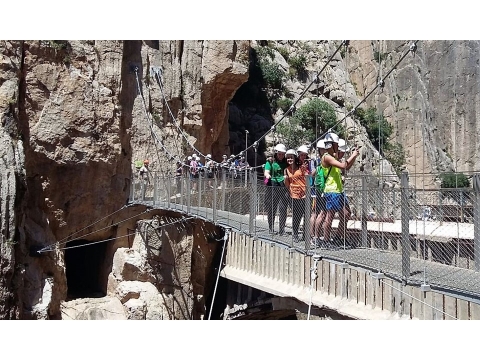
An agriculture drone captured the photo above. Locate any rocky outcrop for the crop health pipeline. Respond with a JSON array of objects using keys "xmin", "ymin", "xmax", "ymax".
[
  {"xmin": 348, "ymin": 40, "xmax": 480, "ymax": 188},
  {"xmin": 2, "ymin": 39, "xmax": 480, "ymax": 320},
  {"xmin": 0, "ymin": 41, "xmax": 247, "ymax": 319}
]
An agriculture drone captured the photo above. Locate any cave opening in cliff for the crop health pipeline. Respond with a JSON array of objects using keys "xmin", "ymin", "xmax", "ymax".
[{"xmin": 65, "ymin": 239, "xmax": 109, "ymax": 300}]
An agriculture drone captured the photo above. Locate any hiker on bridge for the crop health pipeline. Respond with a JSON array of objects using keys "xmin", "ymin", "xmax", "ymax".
[
  {"xmin": 138, "ymin": 159, "xmax": 151, "ymax": 199},
  {"xmin": 321, "ymin": 132, "xmax": 360, "ymax": 245},
  {"xmin": 175, "ymin": 160, "xmax": 183, "ymax": 194},
  {"xmin": 309, "ymin": 139, "xmax": 329, "ymax": 246},
  {"xmin": 264, "ymin": 143, "xmax": 289, "ymax": 235},
  {"xmin": 189, "ymin": 155, "xmax": 199, "ymax": 193},
  {"xmin": 284, "ymin": 148, "xmax": 310, "ymax": 243},
  {"xmin": 205, "ymin": 154, "xmax": 216, "ymax": 189}
]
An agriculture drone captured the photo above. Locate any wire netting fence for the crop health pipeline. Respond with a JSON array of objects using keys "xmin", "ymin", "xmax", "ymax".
[{"xmin": 130, "ymin": 169, "xmax": 480, "ymax": 298}]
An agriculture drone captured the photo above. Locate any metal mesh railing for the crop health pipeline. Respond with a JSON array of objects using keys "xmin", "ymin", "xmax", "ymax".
[{"xmin": 129, "ymin": 170, "xmax": 480, "ymax": 298}]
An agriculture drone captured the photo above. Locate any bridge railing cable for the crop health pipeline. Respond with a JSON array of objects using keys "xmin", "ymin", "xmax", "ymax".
[
  {"xmin": 308, "ymin": 40, "xmax": 419, "ymax": 149},
  {"xmin": 129, "ymin": 170, "xmax": 480, "ymax": 299}
]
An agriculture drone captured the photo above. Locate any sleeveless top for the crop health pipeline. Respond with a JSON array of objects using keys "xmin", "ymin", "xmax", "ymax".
[
  {"xmin": 321, "ymin": 153, "xmax": 343, "ymax": 194},
  {"xmin": 285, "ymin": 166, "xmax": 308, "ymax": 199}
]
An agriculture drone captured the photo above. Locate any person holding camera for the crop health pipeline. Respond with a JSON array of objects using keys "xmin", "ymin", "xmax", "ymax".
[{"xmin": 321, "ymin": 133, "xmax": 360, "ymax": 245}]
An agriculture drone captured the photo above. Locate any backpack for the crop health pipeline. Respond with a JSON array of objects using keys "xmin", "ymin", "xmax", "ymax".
[
  {"xmin": 314, "ymin": 165, "xmax": 332, "ymax": 194},
  {"xmin": 190, "ymin": 160, "xmax": 198, "ymax": 175}
]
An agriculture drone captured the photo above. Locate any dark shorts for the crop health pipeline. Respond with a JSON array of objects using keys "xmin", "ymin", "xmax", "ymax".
[
  {"xmin": 207, "ymin": 172, "xmax": 214, "ymax": 178},
  {"xmin": 191, "ymin": 173, "xmax": 199, "ymax": 179},
  {"xmin": 324, "ymin": 192, "xmax": 349, "ymax": 212}
]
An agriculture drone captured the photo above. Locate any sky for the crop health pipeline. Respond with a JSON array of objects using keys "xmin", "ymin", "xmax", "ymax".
[{"xmin": 4, "ymin": 1, "xmax": 480, "ymax": 40}]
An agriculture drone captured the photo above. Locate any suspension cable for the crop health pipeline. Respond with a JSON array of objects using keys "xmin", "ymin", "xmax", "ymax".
[
  {"xmin": 38, "ymin": 208, "xmax": 153, "ymax": 253},
  {"xmin": 41, "ymin": 216, "xmax": 195, "ymax": 253},
  {"xmin": 208, "ymin": 228, "xmax": 230, "ymax": 320},
  {"xmin": 234, "ymin": 41, "xmax": 346, "ymax": 157},
  {"xmin": 309, "ymin": 41, "xmax": 419, "ymax": 149},
  {"xmin": 380, "ymin": 279, "xmax": 457, "ymax": 319},
  {"xmin": 133, "ymin": 67, "xmax": 194, "ymax": 170},
  {"xmin": 153, "ymin": 68, "xmax": 209, "ymax": 162}
]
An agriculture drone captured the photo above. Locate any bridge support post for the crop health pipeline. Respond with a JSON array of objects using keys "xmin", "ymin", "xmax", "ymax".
[
  {"xmin": 187, "ymin": 175, "xmax": 191, "ymax": 214},
  {"xmin": 361, "ymin": 175, "xmax": 368, "ymax": 248},
  {"xmin": 473, "ymin": 174, "xmax": 480, "ymax": 271},
  {"xmin": 213, "ymin": 172, "xmax": 218, "ymax": 222},
  {"xmin": 249, "ymin": 172, "xmax": 255, "ymax": 235},
  {"xmin": 401, "ymin": 171, "xmax": 411, "ymax": 280},
  {"xmin": 165, "ymin": 173, "xmax": 170, "ymax": 209},
  {"xmin": 180, "ymin": 175, "xmax": 184, "ymax": 209},
  {"xmin": 198, "ymin": 173, "xmax": 202, "ymax": 215},
  {"xmin": 153, "ymin": 172, "xmax": 158, "ymax": 206},
  {"xmin": 305, "ymin": 175, "xmax": 312, "ymax": 249},
  {"xmin": 130, "ymin": 178, "xmax": 134, "ymax": 202},
  {"xmin": 221, "ymin": 171, "xmax": 226, "ymax": 211},
  {"xmin": 140, "ymin": 179, "xmax": 145, "ymax": 201}
]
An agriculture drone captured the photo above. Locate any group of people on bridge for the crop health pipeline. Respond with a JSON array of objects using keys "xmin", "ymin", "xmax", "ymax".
[
  {"xmin": 176, "ymin": 153, "xmax": 251, "ymax": 191},
  {"xmin": 263, "ymin": 132, "xmax": 360, "ymax": 247},
  {"xmin": 133, "ymin": 131, "xmax": 361, "ymax": 248}
]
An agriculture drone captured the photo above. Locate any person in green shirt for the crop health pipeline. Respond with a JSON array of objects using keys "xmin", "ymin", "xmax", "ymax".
[{"xmin": 264, "ymin": 143, "xmax": 288, "ymax": 235}]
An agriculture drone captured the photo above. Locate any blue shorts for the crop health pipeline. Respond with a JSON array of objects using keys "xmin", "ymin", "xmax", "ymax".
[{"xmin": 324, "ymin": 192, "xmax": 349, "ymax": 212}]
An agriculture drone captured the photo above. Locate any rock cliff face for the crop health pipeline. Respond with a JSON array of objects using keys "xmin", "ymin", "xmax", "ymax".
[
  {"xmin": 348, "ymin": 40, "xmax": 480, "ymax": 188},
  {"xmin": 1, "ymin": 40, "xmax": 479, "ymax": 319},
  {"xmin": 0, "ymin": 40, "xmax": 248, "ymax": 319}
]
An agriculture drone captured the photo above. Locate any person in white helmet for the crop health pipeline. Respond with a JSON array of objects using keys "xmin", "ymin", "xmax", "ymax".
[
  {"xmin": 309, "ymin": 139, "xmax": 329, "ymax": 246},
  {"xmin": 205, "ymin": 154, "xmax": 215, "ymax": 189},
  {"xmin": 264, "ymin": 143, "xmax": 289, "ymax": 235},
  {"xmin": 321, "ymin": 132, "xmax": 360, "ymax": 245},
  {"xmin": 284, "ymin": 148, "xmax": 310, "ymax": 243},
  {"xmin": 175, "ymin": 160, "xmax": 183, "ymax": 194},
  {"xmin": 189, "ymin": 154, "xmax": 199, "ymax": 193}
]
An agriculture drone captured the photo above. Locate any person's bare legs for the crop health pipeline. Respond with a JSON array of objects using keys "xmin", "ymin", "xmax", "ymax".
[
  {"xmin": 315, "ymin": 210, "xmax": 326, "ymax": 238},
  {"xmin": 309, "ymin": 213, "xmax": 317, "ymax": 238},
  {"xmin": 336, "ymin": 205, "xmax": 351, "ymax": 240},
  {"xmin": 323, "ymin": 210, "xmax": 335, "ymax": 241}
]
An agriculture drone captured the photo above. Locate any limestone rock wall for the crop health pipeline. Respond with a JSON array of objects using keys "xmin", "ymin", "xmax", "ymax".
[
  {"xmin": 348, "ymin": 40, "xmax": 480, "ymax": 188},
  {"xmin": 0, "ymin": 40, "xmax": 248, "ymax": 319}
]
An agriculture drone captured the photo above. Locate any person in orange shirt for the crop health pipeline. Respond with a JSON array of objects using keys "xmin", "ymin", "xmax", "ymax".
[{"xmin": 284, "ymin": 148, "xmax": 310, "ymax": 243}]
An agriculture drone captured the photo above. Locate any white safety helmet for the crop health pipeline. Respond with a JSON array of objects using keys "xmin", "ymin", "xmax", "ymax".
[
  {"xmin": 206, "ymin": 154, "xmax": 212, "ymax": 159},
  {"xmin": 187, "ymin": 156, "xmax": 192, "ymax": 161},
  {"xmin": 285, "ymin": 149, "xmax": 297, "ymax": 157},
  {"xmin": 222, "ymin": 154, "xmax": 227, "ymax": 158},
  {"xmin": 324, "ymin": 132, "xmax": 339, "ymax": 143},
  {"xmin": 274, "ymin": 143, "xmax": 287, "ymax": 153},
  {"xmin": 338, "ymin": 139, "xmax": 350, "ymax": 153},
  {"xmin": 297, "ymin": 145, "xmax": 309, "ymax": 154},
  {"xmin": 316, "ymin": 139, "xmax": 326, "ymax": 149}
]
